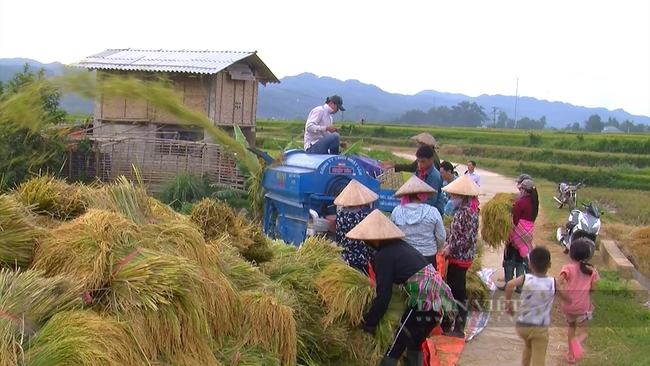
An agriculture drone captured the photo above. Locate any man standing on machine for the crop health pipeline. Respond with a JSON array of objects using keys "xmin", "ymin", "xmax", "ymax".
[{"xmin": 304, "ymin": 95, "xmax": 346, "ymax": 155}]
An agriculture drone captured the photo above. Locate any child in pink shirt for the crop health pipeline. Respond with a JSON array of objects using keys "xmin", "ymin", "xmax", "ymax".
[{"xmin": 559, "ymin": 238, "xmax": 599, "ymax": 363}]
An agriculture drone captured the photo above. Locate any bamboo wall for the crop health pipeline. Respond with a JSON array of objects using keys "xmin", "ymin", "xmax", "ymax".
[
  {"xmin": 64, "ymin": 137, "xmax": 245, "ymax": 194},
  {"xmin": 94, "ymin": 67, "xmax": 258, "ymax": 130}
]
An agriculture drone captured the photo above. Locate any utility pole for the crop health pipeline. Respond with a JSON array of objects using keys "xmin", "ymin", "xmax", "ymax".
[
  {"xmin": 514, "ymin": 78, "xmax": 519, "ymax": 129},
  {"xmin": 491, "ymin": 107, "xmax": 500, "ymax": 127}
]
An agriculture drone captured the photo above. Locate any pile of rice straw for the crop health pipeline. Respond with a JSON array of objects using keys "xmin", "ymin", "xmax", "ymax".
[{"xmin": 0, "ymin": 174, "xmax": 416, "ymax": 365}]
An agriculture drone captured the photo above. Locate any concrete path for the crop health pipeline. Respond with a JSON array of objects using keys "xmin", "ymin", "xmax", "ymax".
[{"xmin": 394, "ymin": 154, "xmax": 571, "ymax": 365}]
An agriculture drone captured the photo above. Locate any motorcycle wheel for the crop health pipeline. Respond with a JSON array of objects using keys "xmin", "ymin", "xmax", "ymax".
[{"xmin": 556, "ymin": 201, "xmax": 564, "ymax": 209}]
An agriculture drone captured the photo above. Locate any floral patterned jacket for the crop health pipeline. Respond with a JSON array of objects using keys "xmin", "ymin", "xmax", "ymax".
[{"xmin": 446, "ymin": 206, "xmax": 479, "ymax": 265}]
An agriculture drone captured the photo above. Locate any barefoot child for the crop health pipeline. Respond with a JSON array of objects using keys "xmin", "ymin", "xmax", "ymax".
[
  {"xmin": 559, "ymin": 238, "xmax": 600, "ymax": 363},
  {"xmin": 505, "ymin": 247, "xmax": 572, "ymax": 366}
]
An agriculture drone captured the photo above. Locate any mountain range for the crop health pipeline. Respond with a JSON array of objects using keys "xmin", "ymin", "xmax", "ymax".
[{"xmin": 2, "ymin": 57, "xmax": 648, "ymax": 129}]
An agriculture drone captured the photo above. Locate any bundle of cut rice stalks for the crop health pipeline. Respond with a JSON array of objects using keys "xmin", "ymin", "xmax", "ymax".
[
  {"xmin": 86, "ymin": 176, "xmax": 153, "ymax": 225},
  {"xmin": 148, "ymin": 196, "xmax": 183, "ymax": 222},
  {"xmin": 213, "ymin": 337, "xmax": 281, "ymax": 366},
  {"xmin": 0, "ymin": 195, "xmax": 45, "ymax": 268},
  {"xmin": 466, "ymin": 255, "xmax": 490, "ymax": 311},
  {"xmin": 479, "ymin": 197, "xmax": 514, "ymax": 248},
  {"xmin": 261, "ymin": 243, "xmax": 350, "ymax": 365},
  {"xmin": 95, "ymin": 248, "xmax": 218, "ymax": 364},
  {"xmin": 190, "ymin": 198, "xmax": 273, "ymax": 263},
  {"xmin": 208, "ymin": 235, "xmax": 272, "ymax": 291},
  {"xmin": 492, "ymin": 192, "xmax": 517, "ymax": 204},
  {"xmin": 239, "ymin": 288, "xmax": 298, "ymax": 365},
  {"xmin": 0, "ymin": 269, "xmax": 85, "ymax": 363},
  {"xmin": 292, "ymin": 235, "xmax": 343, "ymax": 271},
  {"xmin": 14, "ymin": 174, "xmax": 87, "ymax": 220},
  {"xmin": 141, "ymin": 220, "xmax": 211, "ymax": 267},
  {"xmin": 346, "ymin": 287, "xmax": 407, "ymax": 366},
  {"xmin": 22, "ymin": 310, "xmax": 146, "ymax": 366},
  {"xmin": 31, "ymin": 209, "xmax": 142, "ymax": 291}
]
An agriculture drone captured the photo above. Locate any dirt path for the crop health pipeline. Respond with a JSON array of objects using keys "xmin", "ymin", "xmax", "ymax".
[{"xmin": 394, "ymin": 155, "xmax": 574, "ymax": 366}]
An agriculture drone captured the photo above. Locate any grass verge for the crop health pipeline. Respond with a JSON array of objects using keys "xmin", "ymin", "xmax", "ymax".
[{"xmin": 580, "ymin": 271, "xmax": 650, "ymax": 366}]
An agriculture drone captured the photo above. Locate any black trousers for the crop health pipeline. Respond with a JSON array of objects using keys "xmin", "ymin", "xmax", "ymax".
[
  {"xmin": 385, "ymin": 307, "xmax": 440, "ymax": 359},
  {"xmin": 423, "ymin": 255, "xmax": 438, "ymax": 271},
  {"xmin": 441, "ymin": 263, "xmax": 468, "ymax": 330}
]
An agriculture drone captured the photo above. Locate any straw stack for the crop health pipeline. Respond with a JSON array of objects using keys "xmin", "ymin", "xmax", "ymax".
[{"xmin": 0, "ymin": 175, "xmax": 425, "ymax": 365}]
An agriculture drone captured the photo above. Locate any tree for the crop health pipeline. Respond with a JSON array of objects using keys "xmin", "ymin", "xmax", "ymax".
[
  {"xmin": 0, "ymin": 63, "xmax": 68, "ymax": 189},
  {"xmin": 449, "ymin": 101, "xmax": 488, "ymax": 127},
  {"xmin": 606, "ymin": 116, "xmax": 619, "ymax": 128},
  {"xmin": 496, "ymin": 111, "xmax": 508, "ymax": 128},
  {"xmin": 583, "ymin": 114, "xmax": 604, "ymax": 132},
  {"xmin": 571, "ymin": 122, "xmax": 582, "ymax": 132}
]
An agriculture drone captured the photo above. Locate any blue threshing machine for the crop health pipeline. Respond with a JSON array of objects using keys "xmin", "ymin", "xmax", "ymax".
[{"xmin": 253, "ymin": 149, "xmax": 401, "ymax": 246}]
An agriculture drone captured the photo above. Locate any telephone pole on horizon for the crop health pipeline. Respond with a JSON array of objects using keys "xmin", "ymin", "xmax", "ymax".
[{"xmin": 514, "ymin": 78, "xmax": 519, "ymax": 129}]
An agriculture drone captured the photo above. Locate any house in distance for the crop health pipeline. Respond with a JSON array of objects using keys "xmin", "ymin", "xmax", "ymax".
[{"xmin": 67, "ymin": 49, "xmax": 280, "ymax": 192}]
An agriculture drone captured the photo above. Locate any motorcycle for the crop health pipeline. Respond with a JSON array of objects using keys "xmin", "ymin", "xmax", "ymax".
[
  {"xmin": 556, "ymin": 202, "xmax": 603, "ymax": 261},
  {"xmin": 554, "ymin": 180, "xmax": 585, "ymax": 210}
]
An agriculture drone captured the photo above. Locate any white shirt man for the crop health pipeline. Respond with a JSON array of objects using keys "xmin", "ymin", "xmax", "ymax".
[
  {"xmin": 464, "ymin": 160, "xmax": 481, "ymax": 186},
  {"xmin": 304, "ymin": 95, "xmax": 345, "ymax": 155}
]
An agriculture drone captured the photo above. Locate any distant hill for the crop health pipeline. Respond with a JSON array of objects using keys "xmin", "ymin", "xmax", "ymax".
[{"xmin": 2, "ymin": 59, "xmax": 648, "ymax": 129}]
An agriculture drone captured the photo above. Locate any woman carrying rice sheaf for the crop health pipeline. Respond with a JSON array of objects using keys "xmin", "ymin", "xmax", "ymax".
[
  {"xmin": 391, "ymin": 175, "xmax": 446, "ymax": 269},
  {"xmin": 498, "ymin": 178, "xmax": 540, "ymax": 293},
  {"xmin": 333, "ymin": 179, "xmax": 379, "ymax": 275},
  {"xmin": 351, "ymin": 210, "xmax": 457, "ymax": 366},
  {"xmin": 439, "ymin": 174, "xmax": 482, "ymax": 338}
]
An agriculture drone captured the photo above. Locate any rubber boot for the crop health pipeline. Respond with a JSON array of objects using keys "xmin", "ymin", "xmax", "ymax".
[
  {"xmin": 405, "ymin": 350, "xmax": 424, "ymax": 366},
  {"xmin": 498, "ymin": 260, "xmax": 515, "ymax": 291},
  {"xmin": 450, "ymin": 308, "xmax": 467, "ymax": 339},
  {"xmin": 378, "ymin": 356, "xmax": 399, "ymax": 366},
  {"xmin": 440, "ymin": 315, "xmax": 454, "ymax": 334}
]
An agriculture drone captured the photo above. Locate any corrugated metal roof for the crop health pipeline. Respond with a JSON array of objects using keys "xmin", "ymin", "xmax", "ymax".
[{"xmin": 69, "ymin": 49, "xmax": 280, "ymax": 84}]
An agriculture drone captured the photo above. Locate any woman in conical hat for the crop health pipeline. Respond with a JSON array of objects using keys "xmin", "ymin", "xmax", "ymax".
[
  {"xmin": 390, "ymin": 175, "xmax": 446, "ymax": 270},
  {"xmin": 439, "ymin": 174, "xmax": 482, "ymax": 338},
  {"xmin": 348, "ymin": 209, "xmax": 457, "ymax": 366},
  {"xmin": 333, "ymin": 179, "xmax": 379, "ymax": 275}
]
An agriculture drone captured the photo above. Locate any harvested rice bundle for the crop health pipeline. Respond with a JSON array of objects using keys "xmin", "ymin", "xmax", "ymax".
[
  {"xmin": 86, "ymin": 176, "xmax": 152, "ymax": 225},
  {"xmin": 209, "ymin": 236, "xmax": 271, "ymax": 291},
  {"xmin": 0, "ymin": 269, "xmax": 85, "ymax": 354},
  {"xmin": 346, "ymin": 287, "xmax": 406, "ymax": 365},
  {"xmin": 242, "ymin": 222, "xmax": 274, "ymax": 264},
  {"xmin": 270, "ymin": 239, "xmax": 297, "ymax": 256},
  {"xmin": 492, "ymin": 192, "xmax": 517, "ymax": 204},
  {"xmin": 148, "ymin": 196, "xmax": 182, "ymax": 222},
  {"xmin": 378, "ymin": 169, "xmax": 404, "ymax": 190},
  {"xmin": 239, "ymin": 289, "xmax": 298, "ymax": 365},
  {"xmin": 0, "ymin": 269, "xmax": 85, "ymax": 364},
  {"xmin": 23, "ymin": 310, "xmax": 146, "ymax": 366},
  {"xmin": 0, "ymin": 195, "xmax": 45, "ymax": 268},
  {"xmin": 444, "ymin": 215, "xmax": 453, "ymax": 233},
  {"xmin": 32, "ymin": 209, "xmax": 142, "ymax": 291},
  {"xmin": 260, "ymin": 251, "xmax": 350, "ymax": 365},
  {"xmin": 314, "ymin": 262, "xmax": 376, "ymax": 327},
  {"xmin": 141, "ymin": 220, "xmax": 211, "ymax": 266},
  {"xmin": 189, "ymin": 198, "xmax": 239, "ymax": 241},
  {"xmin": 199, "ymin": 266, "xmax": 242, "ymax": 341},
  {"xmin": 214, "ymin": 337, "xmax": 281, "ymax": 366},
  {"xmin": 190, "ymin": 199, "xmax": 273, "ymax": 263},
  {"xmin": 294, "ymin": 235, "xmax": 343, "ymax": 272},
  {"xmin": 14, "ymin": 175, "xmax": 86, "ymax": 220},
  {"xmin": 97, "ymin": 248, "xmax": 214, "ymax": 362},
  {"xmin": 479, "ymin": 198, "xmax": 513, "ymax": 248},
  {"xmin": 467, "ymin": 258, "xmax": 490, "ymax": 311}
]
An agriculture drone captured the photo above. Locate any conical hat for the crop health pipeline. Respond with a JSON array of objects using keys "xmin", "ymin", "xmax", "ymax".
[
  {"xmin": 345, "ymin": 209, "xmax": 405, "ymax": 241},
  {"xmin": 333, "ymin": 179, "xmax": 379, "ymax": 206},
  {"xmin": 393, "ymin": 175, "xmax": 437, "ymax": 198},
  {"xmin": 411, "ymin": 133, "xmax": 438, "ymax": 147},
  {"xmin": 441, "ymin": 174, "xmax": 484, "ymax": 196}
]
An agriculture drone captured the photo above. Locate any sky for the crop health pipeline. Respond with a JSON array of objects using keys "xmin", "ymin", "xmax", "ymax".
[{"xmin": 1, "ymin": 0, "xmax": 649, "ymax": 117}]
